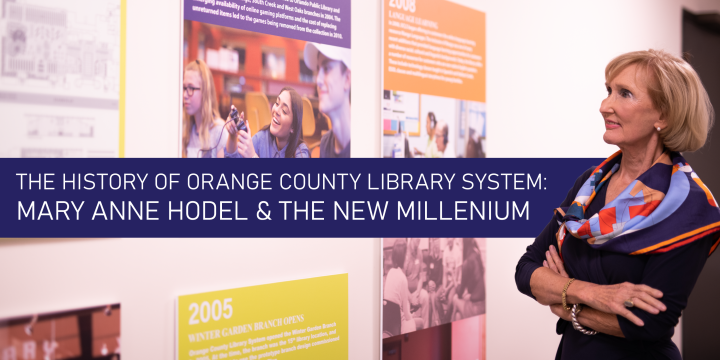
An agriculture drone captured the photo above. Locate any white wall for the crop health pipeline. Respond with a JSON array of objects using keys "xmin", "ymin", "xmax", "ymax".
[{"xmin": 3, "ymin": 1, "xmax": 720, "ymax": 360}]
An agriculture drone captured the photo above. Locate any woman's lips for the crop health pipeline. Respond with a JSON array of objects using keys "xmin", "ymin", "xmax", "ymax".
[
  {"xmin": 272, "ymin": 116, "xmax": 280, "ymax": 126},
  {"xmin": 605, "ymin": 120, "xmax": 620, "ymax": 129}
]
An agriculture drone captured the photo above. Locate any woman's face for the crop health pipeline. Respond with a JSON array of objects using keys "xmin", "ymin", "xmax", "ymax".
[
  {"xmin": 270, "ymin": 90, "xmax": 294, "ymax": 140},
  {"xmin": 183, "ymin": 70, "xmax": 202, "ymax": 117},
  {"xmin": 317, "ymin": 53, "xmax": 349, "ymax": 114},
  {"xmin": 426, "ymin": 115, "xmax": 433, "ymax": 135},
  {"xmin": 600, "ymin": 64, "xmax": 664, "ymax": 149}
]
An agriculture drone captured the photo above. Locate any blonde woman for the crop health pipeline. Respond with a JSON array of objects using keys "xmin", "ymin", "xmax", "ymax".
[
  {"xmin": 516, "ymin": 50, "xmax": 718, "ymax": 359},
  {"xmin": 182, "ymin": 59, "xmax": 228, "ymax": 158}
]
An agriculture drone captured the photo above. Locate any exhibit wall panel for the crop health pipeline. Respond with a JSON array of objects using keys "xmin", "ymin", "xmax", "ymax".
[{"xmin": 0, "ymin": 238, "xmax": 379, "ymax": 360}]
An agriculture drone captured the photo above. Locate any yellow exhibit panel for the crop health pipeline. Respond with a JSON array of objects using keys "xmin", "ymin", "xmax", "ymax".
[{"xmin": 177, "ymin": 274, "xmax": 348, "ymax": 360}]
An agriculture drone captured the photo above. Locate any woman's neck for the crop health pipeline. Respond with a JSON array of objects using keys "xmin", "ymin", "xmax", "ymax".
[
  {"xmin": 276, "ymin": 135, "xmax": 289, "ymax": 151},
  {"xmin": 326, "ymin": 100, "xmax": 351, "ymax": 152},
  {"xmin": 617, "ymin": 136, "xmax": 665, "ymax": 180},
  {"xmin": 194, "ymin": 115, "xmax": 203, "ymax": 132}
]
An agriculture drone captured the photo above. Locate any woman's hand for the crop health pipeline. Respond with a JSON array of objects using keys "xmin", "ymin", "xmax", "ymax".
[
  {"xmin": 542, "ymin": 244, "xmax": 665, "ymax": 326},
  {"xmin": 550, "ymin": 303, "xmax": 570, "ymax": 322},
  {"xmin": 225, "ymin": 106, "xmax": 242, "ymax": 154},
  {"xmin": 543, "ymin": 245, "xmax": 568, "ymax": 278},
  {"xmin": 545, "ymin": 246, "xmax": 572, "ymax": 321},
  {"xmin": 236, "ymin": 117, "xmax": 257, "ymax": 158},
  {"xmin": 581, "ymin": 282, "xmax": 665, "ymax": 327}
]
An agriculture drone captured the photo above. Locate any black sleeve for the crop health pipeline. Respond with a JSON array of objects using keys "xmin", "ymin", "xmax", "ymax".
[
  {"xmin": 514, "ymin": 167, "xmax": 596, "ymax": 300},
  {"xmin": 617, "ymin": 235, "xmax": 714, "ymax": 341}
]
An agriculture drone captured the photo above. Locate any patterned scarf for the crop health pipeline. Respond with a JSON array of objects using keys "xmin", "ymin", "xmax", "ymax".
[{"xmin": 556, "ymin": 150, "xmax": 720, "ymax": 256}]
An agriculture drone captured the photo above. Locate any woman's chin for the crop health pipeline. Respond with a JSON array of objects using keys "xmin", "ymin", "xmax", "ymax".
[
  {"xmin": 269, "ymin": 125, "xmax": 286, "ymax": 138},
  {"xmin": 603, "ymin": 132, "xmax": 620, "ymax": 145}
]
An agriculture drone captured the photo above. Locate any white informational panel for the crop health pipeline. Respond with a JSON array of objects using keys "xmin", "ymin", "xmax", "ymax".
[{"xmin": 0, "ymin": 0, "xmax": 124, "ymax": 158}]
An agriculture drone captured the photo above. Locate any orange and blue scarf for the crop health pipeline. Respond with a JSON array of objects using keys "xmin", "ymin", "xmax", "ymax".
[{"xmin": 556, "ymin": 150, "xmax": 720, "ymax": 256}]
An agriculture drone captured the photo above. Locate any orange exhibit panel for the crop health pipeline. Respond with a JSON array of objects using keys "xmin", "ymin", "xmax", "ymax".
[
  {"xmin": 383, "ymin": 0, "xmax": 485, "ymax": 102},
  {"xmin": 382, "ymin": 0, "xmax": 486, "ymax": 159}
]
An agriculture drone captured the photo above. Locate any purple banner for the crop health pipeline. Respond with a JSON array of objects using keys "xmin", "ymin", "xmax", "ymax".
[{"xmin": 184, "ymin": 0, "xmax": 351, "ymax": 48}]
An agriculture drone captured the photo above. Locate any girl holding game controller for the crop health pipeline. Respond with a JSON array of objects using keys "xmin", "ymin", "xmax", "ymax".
[{"xmin": 224, "ymin": 87, "xmax": 309, "ymax": 158}]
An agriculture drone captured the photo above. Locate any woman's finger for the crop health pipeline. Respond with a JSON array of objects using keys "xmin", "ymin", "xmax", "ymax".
[
  {"xmin": 635, "ymin": 284, "xmax": 663, "ymax": 299},
  {"xmin": 634, "ymin": 291, "xmax": 667, "ymax": 312},
  {"xmin": 244, "ymin": 117, "xmax": 252, "ymax": 137},
  {"xmin": 619, "ymin": 308, "xmax": 645, "ymax": 327},
  {"xmin": 239, "ymin": 131, "xmax": 251, "ymax": 144},
  {"xmin": 237, "ymin": 128, "xmax": 248, "ymax": 140},
  {"xmin": 630, "ymin": 298, "xmax": 661, "ymax": 315},
  {"xmin": 226, "ymin": 122, "xmax": 237, "ymax": 136},
  {"xmin": 543, "ymin": 260, "xmax": 548, "ymax": 268},
  {"xmin": 549, "ymin": 245, "xmax": 569, "ymax": 277},
  {"xmin": 545, "ymin": 251, "xmax": 560, "ymax": 273}
]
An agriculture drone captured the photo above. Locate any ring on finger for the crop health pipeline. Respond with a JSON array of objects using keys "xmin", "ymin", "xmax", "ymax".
[{"xmin": 624, "ymin": 299, "xmax": 634, "ymax": 308}]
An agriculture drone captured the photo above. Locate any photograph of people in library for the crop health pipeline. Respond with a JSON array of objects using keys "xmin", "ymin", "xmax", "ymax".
[
  {"xmin": 182, "ymin": 20, "xmax": 351, "ymax": 158},
  {"xmin": 383, "ymin": 238, "xmax": 486, "ymax": 337},
  {"xmin": 0, "ymin": 304, "xmax": 121, "ymax": 360},
  {"xmin": 383, "ymin": 92, "xmax": 486, "ymax": 158}
]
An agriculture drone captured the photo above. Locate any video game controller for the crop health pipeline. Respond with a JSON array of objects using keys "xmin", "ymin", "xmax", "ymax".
[{"xmin": 230, "ymin": 107, "xmax": 247, "ymax": 132}]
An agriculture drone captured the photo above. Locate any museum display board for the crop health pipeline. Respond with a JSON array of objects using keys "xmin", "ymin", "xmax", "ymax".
[
  {"xmin": 0, "ymin": 0, "xmax": 125, "ymax": 157},
  {"xmin": 381, "ymin": 0, "xmax": 485, "ymax": 159},
  {"xmin": 181, "ymin": 0, "xmax": 352, "ymax": 159},
  {"xmin": 382, "ymin": 238, "xmax": 486, "ymax": 360},
  {"xmin": 177, "ymin": 274, "xmax": 348, "ymax": 360},
  {"xmin": 0, "ymin": 304, "xmax": 121, "ymax": 359}
]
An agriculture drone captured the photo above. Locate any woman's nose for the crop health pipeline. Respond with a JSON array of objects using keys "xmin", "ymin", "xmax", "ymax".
[
  {"xmin": 316, "ymin": 70, "xmax": 325, "ymax": 86},
  {"xmin": 599, "ymin": 96, "xmax": 613, "ymax": 116}
]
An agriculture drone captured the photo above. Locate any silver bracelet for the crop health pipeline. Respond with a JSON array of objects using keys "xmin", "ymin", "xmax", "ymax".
[{"xmin": 571, "ymin": 304, "xmax": 597, "ymax": 335}]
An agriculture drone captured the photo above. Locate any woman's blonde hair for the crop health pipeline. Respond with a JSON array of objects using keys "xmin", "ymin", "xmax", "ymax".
[
  {"xmin": 183, "ymin": 59, "xmax": 221, "ymax": 158},
  {"xmin": 605, "ymin": 49, "xmax": 714, "ymax": 152}
]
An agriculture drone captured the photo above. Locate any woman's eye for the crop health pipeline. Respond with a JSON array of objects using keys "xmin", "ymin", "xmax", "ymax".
[
  {"xmin": 606, "ymin": 87, "xmax": 611, "ymax": 95},
  {"xmin": 620, "ymin": 89, "xmax": 631, "ymax": 98}
]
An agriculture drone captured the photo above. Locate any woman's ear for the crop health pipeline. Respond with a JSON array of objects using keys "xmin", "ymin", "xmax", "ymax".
[{"xmin": 654, "ymin": 117, "xmax": 668, "ymax": 131}]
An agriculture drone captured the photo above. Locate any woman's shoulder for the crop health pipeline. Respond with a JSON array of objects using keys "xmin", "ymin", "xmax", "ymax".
[
  {"xmin": 295, "ymin": 142, "xmax": 310, "ymax": 158},
  {"xmin": 209, "ymin": 119, "xmax": 227, "ymax": 135},
  {"xmin": 211, "ymin": 118, "xmax": 226, "ymax": 130},
  {"xmin": 386, "ymin": 268, "xmax": 404, "ymax": 281}
]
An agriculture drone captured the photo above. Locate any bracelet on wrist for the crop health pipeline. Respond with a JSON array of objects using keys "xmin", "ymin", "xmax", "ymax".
[
  {"xmin": 571, "ymin": 304, "xmax": 597, "ymax": 335},
  {"xmin": 562, "ymin": 278, "xmax": 575, "ymax": 311}
]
